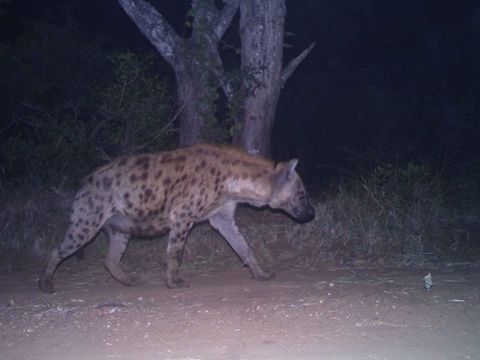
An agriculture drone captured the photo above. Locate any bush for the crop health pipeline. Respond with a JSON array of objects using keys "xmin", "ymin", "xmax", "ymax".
[
  {"xmin": 284, "ymin": 163, "xmax": 473, "ymax": 266},
  {"xmin": 0, "ymin": 22, "xmax": 176, "ymax": 188}
]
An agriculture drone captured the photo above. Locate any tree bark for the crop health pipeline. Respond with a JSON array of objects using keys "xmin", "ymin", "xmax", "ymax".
[
  {"xmin": 234, "ymin": 0, "xmax": 314, "ymax": 156},
  {"xmin": 118, "ymin": 0, "xmax": 238, "ymax": 147}
]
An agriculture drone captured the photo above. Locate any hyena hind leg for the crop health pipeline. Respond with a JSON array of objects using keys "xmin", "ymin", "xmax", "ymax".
[
  {"xmin": 103, "ymin": 226, "xmax": 138, "ymax": 287},
  {"xmin": 39, "ymin": 226, "xmax": 95, "ymax": 293}
]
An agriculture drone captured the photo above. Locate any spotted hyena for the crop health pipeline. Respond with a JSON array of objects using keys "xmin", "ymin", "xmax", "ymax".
[{"xmin": 39, "ymin": 144, "xmax": 315, "ymax": 293}]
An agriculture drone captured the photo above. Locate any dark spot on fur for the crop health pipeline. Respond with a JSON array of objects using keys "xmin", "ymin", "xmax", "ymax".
[
  {"xmin": 141, "ymin": 172, "xmax": 148, "ymax": 181},
  {"xmin": 161, "ymin": 154, "xmax": 173, "ymax": 163},
  {"xmin": 102, "ymin": 177, "xmax": 113, "ymax": 190},
  {"xmin": 119, "ymin": 158, "xmax": 128, "ymax": 166},
  {"xmin": 155, "ymin": 170, "xmax": 163, "ymax": 179},
  {"xmin": 145, "ymin": 188, "xmax": 153, "ymax": 200},
  {"xmin": 201, "ymin": 160, "xmax": 207, "ymax": 167},
  {"xmin": 135, "ymin": 157, "xmax": 150, "ymax": 171},
  {"xmin": 124, "ymin": 193, "xmax": 130, "ymax": 199},
  {"xmin": 130, "ymin": 174, "xmax": 137, "ymax": 183},
  {"xmin": 126, "ymin": 201, "xmax": 133, "ymax": 209},
  {"xmin": 163, "ymin": 177, "xmax": 171, "ymax": 186},
  {"xmin": 95, "ymin": 180, "xmax": 100, "ymax": 188}
]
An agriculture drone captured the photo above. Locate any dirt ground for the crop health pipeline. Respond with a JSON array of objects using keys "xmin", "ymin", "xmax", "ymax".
[{"xmin": 1, "ymin": 255, "xmax": 479, "ymax": 360}]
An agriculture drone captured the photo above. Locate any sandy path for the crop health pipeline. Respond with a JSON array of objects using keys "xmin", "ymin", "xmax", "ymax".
[{"xmin": 1, "ymin": 263, "xmax": 479, "ymax": 360}]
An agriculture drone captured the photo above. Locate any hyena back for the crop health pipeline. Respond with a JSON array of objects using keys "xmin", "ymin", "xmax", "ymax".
[{"xmin": 39, "ymin": 144, "xmax": 314, "ymax": 293}]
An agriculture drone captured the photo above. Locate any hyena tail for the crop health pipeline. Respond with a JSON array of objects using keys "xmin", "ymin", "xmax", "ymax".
[{"xmin": 39, "ymin": 200, "xmax": 109, "ymax": 293}]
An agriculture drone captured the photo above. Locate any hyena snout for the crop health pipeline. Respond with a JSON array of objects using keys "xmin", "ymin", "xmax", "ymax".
[{"xmin": 291, "ymin": 203, "xmax": 315, "ymax": 223}]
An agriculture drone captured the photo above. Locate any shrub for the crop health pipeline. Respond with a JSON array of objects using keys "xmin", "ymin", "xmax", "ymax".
[
  {"xmin": 0, "ymin": 22, "xmax": 176, "ymax": 188},
  {"xmin": 285, "ymin": 163, "xmax": 465, "ymax": 266}
]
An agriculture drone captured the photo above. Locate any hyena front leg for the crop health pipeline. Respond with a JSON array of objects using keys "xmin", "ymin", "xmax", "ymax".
[
  {"xmin": 209, "ymin": 207, "xmax": 275, "ymax": 281},
  {"xmin": 165, "ymin": 222, "xmax": 193, "ymax": 289}
]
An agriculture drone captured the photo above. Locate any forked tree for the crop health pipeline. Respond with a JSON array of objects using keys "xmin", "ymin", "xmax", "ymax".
[{"xmin": 118, "ymin": 0, "xmax": 314, "ymax": 155}]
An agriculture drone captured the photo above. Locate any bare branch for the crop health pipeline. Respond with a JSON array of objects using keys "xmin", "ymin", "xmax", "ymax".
[
  {"xmin": 117, "ymin": 0, "xmax": 181, "ymax": 65},
  {"xmin": 215, "ymin": 0, "xmax": 239, "ymax": 39},
  {"xmin": 281, "ymin": 42, "xmax": 315, "ymax": 86}
]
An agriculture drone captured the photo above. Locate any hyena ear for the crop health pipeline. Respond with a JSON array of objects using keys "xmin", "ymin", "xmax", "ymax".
[{"xmin": 274, "ymin": 159, "xmax": 298, "ymax": 186}]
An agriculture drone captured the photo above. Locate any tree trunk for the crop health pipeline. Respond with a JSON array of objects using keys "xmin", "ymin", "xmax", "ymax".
[
  {"xmin": 234, "ymin": 0, "xmax": 285, "ymax": 156},
  {"xmin": 235, "ymin": 0, "xmax": 315, "ymax": 156},
  {"xmin": 118, "ymin": 0, "xmax": 238, "ymax": 147},
  {"xmin": 118, "ymin": 0, "xmax": 312, "ymax": 153}
]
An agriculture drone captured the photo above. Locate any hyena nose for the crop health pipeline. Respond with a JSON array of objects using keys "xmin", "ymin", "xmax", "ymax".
[{"xmin": 294, "ymin": 204, "xmax": 315, "ymax": 223}]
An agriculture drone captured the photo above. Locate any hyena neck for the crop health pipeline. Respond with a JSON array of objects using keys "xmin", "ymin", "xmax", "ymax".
[{"xmin": 224, "ymin": 177, "xmax": 272, "ymax": 207}]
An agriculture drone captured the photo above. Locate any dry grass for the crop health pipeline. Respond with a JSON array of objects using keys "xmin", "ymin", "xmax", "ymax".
[
  {"xmin": 1, "ymin": 166, "xmax": 478, "ymax": 271},
  {"xmin": 0, "ymin": 187, "xmax": 72, "ymax": 257}
]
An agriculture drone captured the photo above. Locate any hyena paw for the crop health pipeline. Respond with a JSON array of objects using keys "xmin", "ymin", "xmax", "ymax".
[
  {"xmin": 165, "ymin": 277, "xmax": 190, "ymax": 289},
  {"xmin": 252, "ymin": 269, "xmax": 275, "ymax": 281},
  {"xmin": 119, "ymin": 274, "xmax": 141, "ymax": 287},
  {"xmin": 39, "ymin": 276, "xmax": 55, "ymax": 293}
]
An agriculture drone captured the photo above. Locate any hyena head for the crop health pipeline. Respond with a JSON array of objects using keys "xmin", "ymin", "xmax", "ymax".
[{"xmin": 268, "ymin": 159, "xmax": 315, "ymax": 223}]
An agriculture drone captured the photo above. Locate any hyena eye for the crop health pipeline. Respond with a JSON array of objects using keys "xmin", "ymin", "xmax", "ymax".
[{"xmin": 299, "ymin": 191, "xmax": 306, "ymax": 200}]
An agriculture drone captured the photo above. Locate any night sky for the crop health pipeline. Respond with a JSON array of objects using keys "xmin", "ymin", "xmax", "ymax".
[{"xmin": 2, "ymin": 0, "xmax": 480, "ymax": 180}]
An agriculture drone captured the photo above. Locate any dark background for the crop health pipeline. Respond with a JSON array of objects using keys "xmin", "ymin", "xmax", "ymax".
[{"xmin": 2, "ymin": 0, "xmax": 480, "ymax": 182}]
